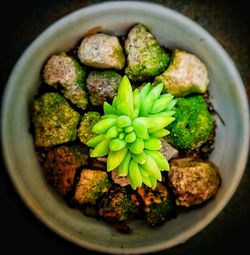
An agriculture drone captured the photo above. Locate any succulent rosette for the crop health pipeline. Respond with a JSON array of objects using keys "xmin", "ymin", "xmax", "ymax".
[{"xmin": 87, "ymin": 75, "xmax": 176, "ymax": 189}]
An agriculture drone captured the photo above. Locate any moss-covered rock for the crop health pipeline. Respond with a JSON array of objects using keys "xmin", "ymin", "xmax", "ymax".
[
  {"xmin": 32, "ymin": 92, "xmax": 81, "ymax": 147},
  {"xmin": 154, "ymin": 49, "xmax": 209, "ymax": 97},
  {"xmin": 125, "ymin": 24, "xmax": 170, "ymax": 81}
]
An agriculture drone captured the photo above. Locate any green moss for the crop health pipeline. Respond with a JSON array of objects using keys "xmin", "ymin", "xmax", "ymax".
[
  {"xmin": 89, "ymin": 70, "xmax": 122, "ymax": 82},
  {"xmin": 74, "ymin": 58, "xmax": 87, "ymax": 89},
  {"xmin": 146, "ymin": 198, "xmax": 174, "ymax": 227},
  {"xmin": 99, "ymin": 188, "xmax": 136, "ymax": 221},
  {"xmin": 74, "ymin": 170, "xmax": 111, "ymax": 205},
  {"xmin": 125, "ymin": 44, "xmax": 170, "ymax": 81},
  {"xmin": 32, "ymin": 92, "xmax": 81, "ymax": 147},
  {"xmin": 88, "ymin": 176, "xmax": 110, "ymax": 203},
  {"xmin": 141, "ymin": 44, "xmax": 169, "ymax": 75},
  {"xmin": 78, "ymin": 111, "xmax": 101, "ymax": 144},
  {"xmin": 166, "ymin": 95, "xmax": 214, "ymax": 150},
  {"xmin": 125, "ymin": 24, "xmax": 170, "ymax": 81},
  {"xmin": 114, "ymin": 47, "xmax": 126, "ymax": 69},
  {"xmin": 65, "ymin": 57, "xmax": 88, "ymax": 110}
]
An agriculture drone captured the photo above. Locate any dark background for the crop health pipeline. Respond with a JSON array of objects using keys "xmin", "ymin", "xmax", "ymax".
[{"xmin": 0, "ymin": 1, "xmax": 249, "ymax": 254}]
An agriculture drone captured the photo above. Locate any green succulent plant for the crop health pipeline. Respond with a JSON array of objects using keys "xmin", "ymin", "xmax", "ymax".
[{"xmin": 87, "ymin": 75, "xmax": 176, "ymax": 189}]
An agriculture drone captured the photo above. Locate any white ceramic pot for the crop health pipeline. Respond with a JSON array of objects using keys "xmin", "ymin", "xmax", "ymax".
[{"xmin": 1, "ymin": 1, "xmax": 249, "ymax": 254}]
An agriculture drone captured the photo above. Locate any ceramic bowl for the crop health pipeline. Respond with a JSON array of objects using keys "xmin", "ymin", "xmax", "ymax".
[{"xmin": 1, "ymin": 1, "xmax": 249, "ymax": 254}]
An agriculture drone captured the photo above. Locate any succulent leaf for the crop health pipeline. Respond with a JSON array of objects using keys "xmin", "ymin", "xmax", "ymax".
[
  {"xmin": 88, "ymin": 75, "xmax": 175, "ymax": 189},
  {"xmin": 90, "ymin": 138, "xmax": 110, "ymax": 157},
  {"xmin": 132, "ymin": 151, "xmax": 146, "ymax": 164},
  {"xmin": 109, "ymin": 138, "xmax": 127, "ymax": 151},
  {"xmin": 145, "ymin": 150, "xmax": 169, "ymax": 170},
  {"xmin": 117, "ymin": 151, "xmax": 131, "ymax": 176},
  {"xmin": 150, "ymin": 93, "xmax": 174, "ymax": 113},
  {"xmin": 150, "ymin": 129, "xmax": 170, "ymax": 138},
  {"xmin": 128, "ymin": 160, "xmax": 142, "ymax": 188},
  {"xmin": 107, "ymin": 146, "xmax": 128, "ymax": 171},
  {"xmin": 128, "ymin": 138, "xmax": 144, "ymax": 154},
  {"xmin": 144, "ymin": 137, "xmax": 162, "ymax": 150},
  {"xmin": 105, "ymin": 126, "xmax": 119, "ymax": 139},
  {"xmin": 92, "ymin": 118, "xmax": 117, "ymax": 134},
  {"xmin": 87, "ymin": 134, "xmax": 105, "ymax": 147},
  {"xmin": 116, "ymin": 75, "xmax": 134, "ymax": 118},
  {"xmin": 103, "ymin": 102, "xmax": 116, "ymax": 115}
]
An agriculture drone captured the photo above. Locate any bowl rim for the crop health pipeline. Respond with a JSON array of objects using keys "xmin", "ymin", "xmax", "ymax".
[{"xmin": 1, "ymin": 1, "xmax": 250, "ymax": 254}]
